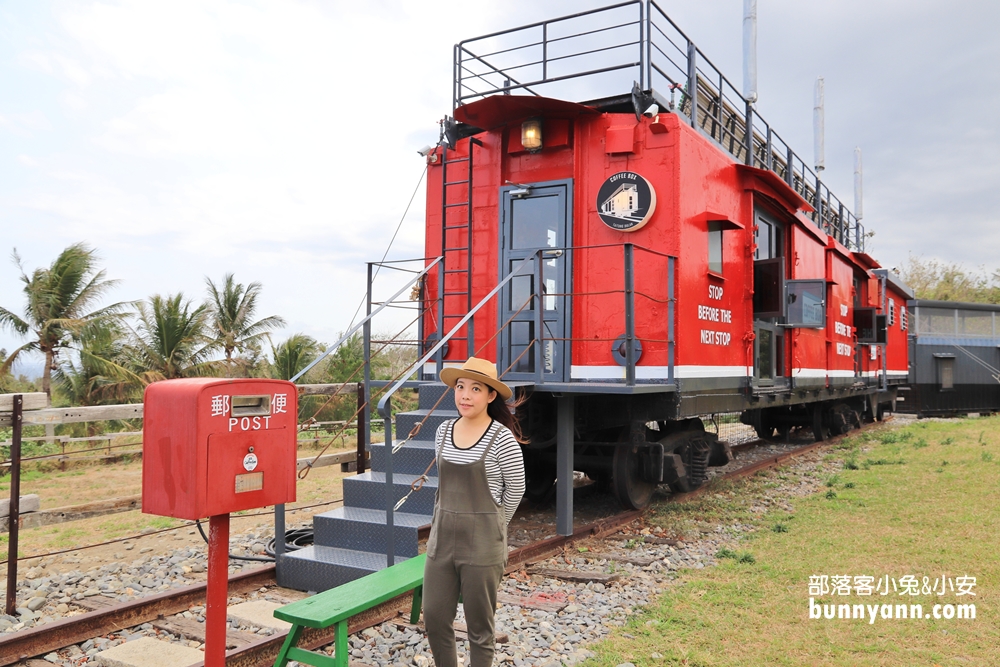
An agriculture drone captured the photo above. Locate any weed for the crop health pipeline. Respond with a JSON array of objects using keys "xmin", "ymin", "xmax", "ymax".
[
  {"xmin": 577, "ymin": 546, "xmax": 590, "ymax": 553},
  {"xmin": 862, "ymin": 457, "xmax": 906, "ymax": 468},
  {"xmin": 825, "ymin": 489, "xmax": 837, "ymax": 499},
  {"xmin": 715, "ymin": 548, "xmax": 738, "ymax": 560},
  {"xmin": 825, "ymin": 474, "xmax": 840, "ymax": 487},
  {"xmin": 941, "ymin": 437, "xmax": 954, "ymax": 445},
  {"xmin": 913, "ymin": 438, "xmax": 928, "ymax": 448},
  {"xmin": 941, "ymin": 460, "xmax": 949, "ymax": 466},
  {"xmin": 609, "ymin": 561, "xmax": 618, "ymax": 574},
  {"xmin": 844, "ymin": 455, "xmax": 859, "ymax": 470},
  {"xmin": 738, "ymin": 552, "xmax": 756, "ymax": 564},
  {"xmin": 979, "ymin": 431, "xmax": 985, "ymax": 444},
  {"xmin": 772, "ymin": 523, "xmax": 789, "ymax": 533},
  {"xmin": 982, "ymin": 451, "xmax": 994, "ymax": 463},
  {"xmin": 624, "ymin": 539, "xmax": 638, "ymax": 549},
  {"xmin": 843, "ymin": 482, "xmax": 855, "ymax": 489}
]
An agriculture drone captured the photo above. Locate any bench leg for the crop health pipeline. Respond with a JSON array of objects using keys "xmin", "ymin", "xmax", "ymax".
[
  {"xmin": 273, "ymin": 624, "xmax": 303, "ymax": 667},
  {"xmin": 410, "ymin": 585, "xmax": 423, "ymax": 624},
  {"xmin": 334, "ymin": 619, "xmax": 348, "ymax": 667}
]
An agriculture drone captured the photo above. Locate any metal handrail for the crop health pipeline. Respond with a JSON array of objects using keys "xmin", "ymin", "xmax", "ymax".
[
  {"xmin": 452, "ymin": 0, "xmax": 867, "ymax": 252},
  {"xmin": 289, "ymin": 257, "xmax": 443, "ymax": 382},
  {"xmin": 374, "ymin": 251, "xmax": 545, "ymax": 564}
]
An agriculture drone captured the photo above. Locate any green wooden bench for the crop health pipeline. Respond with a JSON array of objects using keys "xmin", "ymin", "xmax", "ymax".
[{"xmin": 272, "ymin": 553, "xmax": 426, "ymax": 667}]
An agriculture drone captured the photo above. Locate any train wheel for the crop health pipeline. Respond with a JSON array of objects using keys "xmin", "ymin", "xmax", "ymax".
[
  {"xmin": 611, "ymin": 444, "xmax": 656, "ymax": 510},
  {"xmin": 812, "ymin": 405, "xmax": 830, "ymax": 441}
]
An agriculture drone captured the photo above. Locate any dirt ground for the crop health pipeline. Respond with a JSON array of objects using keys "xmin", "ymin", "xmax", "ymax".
[{"xmin": 2, "ymin": 446, "xmax": 357, "ymax": 574}]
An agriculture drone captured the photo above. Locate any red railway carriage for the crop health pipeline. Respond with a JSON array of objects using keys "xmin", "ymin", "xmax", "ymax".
[{"xmin": 411, "ymin": 2, "xmax": 908, "ymax": 511}]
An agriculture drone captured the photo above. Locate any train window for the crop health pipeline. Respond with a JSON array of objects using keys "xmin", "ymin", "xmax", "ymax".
[
  {"xmin": 753, "ymin": 257, "xmax": 784, "ymax": 318},
  {"xmin": 785, "ymin": 280, "xmax": 826, "ymax": 328},
  {"xmin": 888, "ymin": 298, "xmax": 895, "ymax": 326},
  {"xmin": 753, "ymin": 212, "xmax": 783, "ymax": 260},
  {"xmin": 900, "ymin": 306, "xmax": 908, "ymax": 331},
  {"xmin": 935, "ymin": 355, "xmax": 955, "ymax": 391},
  {"xmin": 708, "ymin": 221, "xmax": 723, "ymax": 274},
  {"xmin": 511, "ymin": 196, "xmax": 560, "ymax": 249}
]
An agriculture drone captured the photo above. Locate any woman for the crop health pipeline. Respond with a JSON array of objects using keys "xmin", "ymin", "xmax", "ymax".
[{"xmin": 424, "ymin": 357, "xmax": 526, "ymax": 667}]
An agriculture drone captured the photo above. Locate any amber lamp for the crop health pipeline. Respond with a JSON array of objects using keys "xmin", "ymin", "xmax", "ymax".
[{"xmin": 521, "ymin": 118, "xmax": 543, "ymax": 152}]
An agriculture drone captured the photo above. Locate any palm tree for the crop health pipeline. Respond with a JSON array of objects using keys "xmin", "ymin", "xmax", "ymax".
[
  {"xmin": 270, "ymin": 333, "xmax": 320, "ymax": 381},
  {"xmin": 56, "ymin": 320, "xmax": 143, "ymax": 406},
  {"xmin": 0, "ymin": 244, "xmax": 130, "ymax": 404},
  {"xmin": 129, "ymin": 293, "xmax": 220, "ymax": 381},
  {"xmin": 205, "ymin": 273, "xmax": 286, "ymax": 377}
]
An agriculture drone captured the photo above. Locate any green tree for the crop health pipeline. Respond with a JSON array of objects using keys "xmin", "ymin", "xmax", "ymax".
[
  {"xmin": 0, "ymin": 244, "xmax": 130, "ymax": 404},
  {"xmin": 899, "ymin": 255, "xmax": 1000, "ymax": 303},
  {"xmin": 0, "ymin": 348, "xmax": 40, "ymax": 394},
  {"xmin": 270, "ymin": 333, "xmax": 320, "ymax": 381},
  {"xmin": 205, "ymin": 273, "xmax": 286, "ymax": 377},
  {"xmin": 56, "ymin": 320, "xmax": 142, "ymax": 406},
  {"xmin": 129, "ymin": 293, "xmax": 220, "ymax": 381}
]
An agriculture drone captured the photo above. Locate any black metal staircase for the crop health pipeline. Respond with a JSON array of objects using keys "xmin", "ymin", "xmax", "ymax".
[{"xmin": 277, "ymin": 384, "xmax": 454, "ymax": 592}]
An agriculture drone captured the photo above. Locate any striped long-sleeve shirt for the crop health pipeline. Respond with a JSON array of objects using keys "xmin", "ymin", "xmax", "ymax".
[{"xmin": 435, "ymin": 419, "xmax": 525, "ymax": 526}]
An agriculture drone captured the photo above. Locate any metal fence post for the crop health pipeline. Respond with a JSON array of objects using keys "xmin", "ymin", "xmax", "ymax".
[
  {"xmin": 534, "ymin": 250, "xmax": 544, "ymax": 384},
  {"xmin": 364, "ymin": 262, "xmax": 374, "ymax": 460},
  {"xmin": 624, "ymin": 245, "xmax": 636, "ymax": 386},
  {"xmin": 356, "ymin": 383, "xmax": 367, "ymax": 474},
  {"xmin": 668, "ymin": 256, "xmax": 676, "ymax": 384},
  {"xmin": 687, "ymin": 41, "xmax": 698, "ymax": 129},
  {"xmin": 5, "ymin": 394, "xmax": 22, "ymax": 616}
]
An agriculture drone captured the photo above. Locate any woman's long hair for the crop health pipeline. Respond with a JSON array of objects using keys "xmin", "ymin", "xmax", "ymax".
[{"xmin": 487, "ymin": 389, "xmax": 528, "ymax": 444}]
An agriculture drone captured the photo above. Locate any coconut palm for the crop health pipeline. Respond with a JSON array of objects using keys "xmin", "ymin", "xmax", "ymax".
[
  {"xmin": 205, "ymin": 273, "xmax": 286, "ymax": 377},
  {"xmin": 56, "ymin": 320, "xmax": 143, "ymax": 406},
  {"xmin": 270, "ymin": 333, "xmax": 320, "ymax": 381},
  {"xmin": 129, "ymin": 293, "xmax": 220, "ymax": 381},
  {"xmin": 0, "ymin": 244, "xmax": 130, "ymax": 403}
]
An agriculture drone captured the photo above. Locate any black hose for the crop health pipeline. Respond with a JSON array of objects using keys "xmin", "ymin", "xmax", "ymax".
[{"xmin": 194, "ymin": 519, "xmax": 277, "ymax": 563}]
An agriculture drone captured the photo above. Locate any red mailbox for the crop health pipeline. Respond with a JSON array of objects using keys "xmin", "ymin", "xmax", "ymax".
[{"xmin": 142, "ymin": 377, "xmax": 298, "ymax": 519}]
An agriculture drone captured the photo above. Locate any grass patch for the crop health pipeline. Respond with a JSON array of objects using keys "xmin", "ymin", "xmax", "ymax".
[{"xmin": 585, "ymin": 417, "xmax": 1000, "ymax": 666}]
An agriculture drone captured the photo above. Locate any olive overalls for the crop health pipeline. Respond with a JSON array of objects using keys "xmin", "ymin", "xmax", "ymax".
[{"xmin": 423, "ymin": 425, "xmax": 507, "ymax": 667}]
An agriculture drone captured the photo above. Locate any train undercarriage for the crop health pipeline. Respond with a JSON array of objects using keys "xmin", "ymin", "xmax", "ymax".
[{"xmin": 518, "ymin": 388, "xmax": 895, "ymax": 510}]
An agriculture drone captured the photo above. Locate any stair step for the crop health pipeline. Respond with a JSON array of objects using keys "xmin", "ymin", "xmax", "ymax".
[
  {"xmin": 395, "ymin": 409, "xmax": 457, "ymax": 439},
  {"xmin": 416, "ymin": 383, "xmax": 452, "ymax": 409},
  {"xmin": 276, "ymin": 546, "xmax": 416, "ymax": 593},
  {"xmin": 343, "ymin": 472, "xmax": 439, "ymax": 515},
  {"xmin": 313, "ymin": 506, "xmax": 430, "ymax": 557},
  {"xmin": 370, "ymin": 439, "xmax": 438, "ymax": 476}
]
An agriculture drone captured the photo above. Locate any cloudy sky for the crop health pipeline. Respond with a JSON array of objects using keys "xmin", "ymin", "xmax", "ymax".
[{"xmin": 2, "ymin": 0, "xmax": 997, "ymax": 375}]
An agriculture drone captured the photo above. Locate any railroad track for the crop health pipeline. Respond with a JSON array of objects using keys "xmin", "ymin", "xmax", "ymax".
[{"xmin": 1, "ymin": 424, "xmax": 879, "ymax": 666}]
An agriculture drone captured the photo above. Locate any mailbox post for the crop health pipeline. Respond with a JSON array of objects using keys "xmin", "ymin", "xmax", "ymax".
[{"xmin": 143, "ymin": 378, "xmax": 298, "ymax": 667}]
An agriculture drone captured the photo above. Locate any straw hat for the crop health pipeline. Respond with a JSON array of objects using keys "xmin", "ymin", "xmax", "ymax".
[{"xmin": 439, "ymin": 357, "xmax": 512, "ymax": 401}]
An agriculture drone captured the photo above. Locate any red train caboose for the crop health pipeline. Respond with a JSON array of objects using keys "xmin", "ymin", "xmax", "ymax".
[{"xmin": 411, "ymin": 2, "xmax": 910, "ymax": 512}]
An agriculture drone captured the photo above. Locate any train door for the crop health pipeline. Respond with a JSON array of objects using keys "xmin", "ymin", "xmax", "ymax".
[
  {"xmin": 752, "ymin": 208, "xmax": 787, "ymax": 387},
  {"xmin": 498, "ymin": 180, "xmax": 572, "ymax": 382}
]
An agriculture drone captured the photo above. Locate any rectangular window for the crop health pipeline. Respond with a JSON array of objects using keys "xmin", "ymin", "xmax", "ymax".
[
  {"xmin": 753, "ymin": 257, "xmax": 784, "ymax": 318},
  {"xmin": 888, "ymin": 298, "xmax": 895, "ymax": 326},
  {"xmin": 900, "ymin": 306, "xmax": 908, "ymax": 331},
  {"xmin": 786, "ymin": 280, "xmax": 826, "ymax": 328},
  {"xmin": 936, "ymin": 356, "xmax": 955, "ymax": 390},
  {"xmin": 708, "ymin": 221, "xmax": 723, "ymax": 274},
  {"xmin": 855, "ymin": 308, "xmax": 877, "ymax": 343}
]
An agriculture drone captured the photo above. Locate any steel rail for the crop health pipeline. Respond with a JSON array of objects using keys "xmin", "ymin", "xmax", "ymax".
[
  {"xmin": 0, "ymin": 566, "xmax": 276, "ymax": 666},
  {"xmin": 2, "ymin": 421, "xmax": 892, "ymax": 665}
]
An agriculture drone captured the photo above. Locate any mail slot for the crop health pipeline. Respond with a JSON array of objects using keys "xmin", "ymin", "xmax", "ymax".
[{"xmin": 142, "ymin": 378, "xmax": 298, "ymax": 520}]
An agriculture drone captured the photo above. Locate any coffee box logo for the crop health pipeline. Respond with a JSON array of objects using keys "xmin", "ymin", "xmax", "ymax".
[{"xmin": 596, "ymin": 171, "xmax": 656, "ymax": 232}]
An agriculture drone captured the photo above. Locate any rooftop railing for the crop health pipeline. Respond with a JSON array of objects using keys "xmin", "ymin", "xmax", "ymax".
[{"xmin": 454, "ymin": 0, "xmax": 867, "ymax": 252}]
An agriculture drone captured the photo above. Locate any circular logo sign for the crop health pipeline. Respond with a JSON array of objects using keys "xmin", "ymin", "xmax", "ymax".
[
  {"xmin": 243, "ymin": 453, "xmax": 258, "ymax": 472},
  {"xmin": 596, "ymin": 171, "xmax": 656, "ymax": 232}
]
